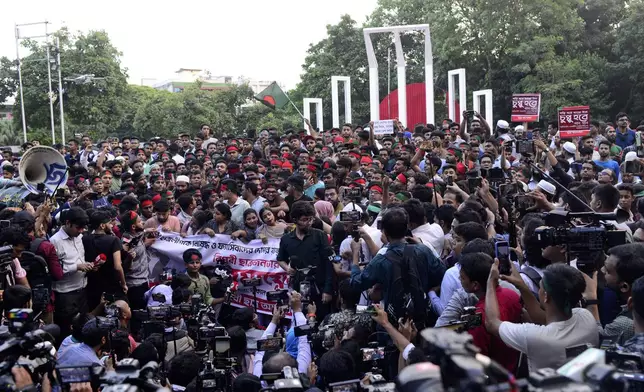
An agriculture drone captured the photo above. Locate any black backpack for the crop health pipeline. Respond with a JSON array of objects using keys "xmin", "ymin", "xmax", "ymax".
[
  {"xmin": 20, "ymin": 238, "xmax": 51, "ymax": 290},
  {"xmin": 385, "ymin": 245, "xmax": 428, "ymax": 329}
]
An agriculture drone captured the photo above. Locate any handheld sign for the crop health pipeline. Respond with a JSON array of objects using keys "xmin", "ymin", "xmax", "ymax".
[
  {"xmin": 511, "ymin": 94, "xmax": 541, "ymax": 122},
  {"xmin": 372, "ymin": 119, "xmax": 395, "ymax": 135},
  {"xmin": 558, "ymin": 106, "xmax": 590, "ymax": 139}
]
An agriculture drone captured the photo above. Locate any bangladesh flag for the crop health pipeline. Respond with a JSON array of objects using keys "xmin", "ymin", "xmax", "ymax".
[{"xmin": 254, "ymin": 82, "xmax": 289, "ymax": 109}]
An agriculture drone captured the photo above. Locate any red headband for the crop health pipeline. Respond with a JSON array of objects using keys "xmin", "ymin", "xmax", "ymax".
[
  {"xmin": 270, "ymin": 159, "xmax": 282, "ymax": 167},
  {"xmin": 360, "ymin": 156, "xmax": 372, "ymax": 164},
  {"xmin": 349, "ymin": 152, "xmax": 361, "ymax": 160},
  {"xmin": 370, "ymin": 185, "xmax": 383, "ymax": 193},
  {"xmin": 333, "ymin": 136, "xmax": 344, "ymax": 143},
  {"xmin": 396, "ymin": 173, "xmax": 407, "ymax": 184},
  {"xmin": 306, "ymin": 164, "xmax": 318, "ymax": 172},
  {"xmin": 141, "ymin": 200, "xmax": 153, "ymax": 208},
  {"xmin": 152, "ymin": 194, "xmax": 162, "ymax": 203},
  {"xmin": 226, "ymin": 146, "xmax": 239, "ymax": 153}
]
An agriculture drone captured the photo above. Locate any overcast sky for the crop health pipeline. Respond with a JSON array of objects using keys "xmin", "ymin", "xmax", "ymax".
[{"xmin": 1, "ymin": 0, "xmax": 378, "ymax": 89}]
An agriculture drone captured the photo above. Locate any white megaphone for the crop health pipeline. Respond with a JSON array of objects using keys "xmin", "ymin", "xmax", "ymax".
[{"xmin": 19, "ymin": 146, "xmax": 68, "ymax": 195}]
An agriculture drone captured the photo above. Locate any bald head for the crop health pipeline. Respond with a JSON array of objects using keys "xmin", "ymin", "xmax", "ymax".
[
  {"xmin": 263, "ymin": 352, "xmax": 298, "ymax": 374},
  {"xmin": 114, "ymin": 300, "xmax": 131, "ymax": 321}
]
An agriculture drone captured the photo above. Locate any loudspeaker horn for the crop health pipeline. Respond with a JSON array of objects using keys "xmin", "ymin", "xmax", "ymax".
[{"xmin": 19, "ymin": 146, "xmax": 68, "ymax": 195}]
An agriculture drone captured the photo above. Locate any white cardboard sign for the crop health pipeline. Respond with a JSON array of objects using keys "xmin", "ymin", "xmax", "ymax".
[{"xmin": 373, "ymin": 119, "xmax": 394, "ymax": 135}]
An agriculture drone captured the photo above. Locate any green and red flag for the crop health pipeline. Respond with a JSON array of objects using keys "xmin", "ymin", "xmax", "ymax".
[{"xmin": 254, "ymin": 82, "xmax": 289, "ymax": 109}]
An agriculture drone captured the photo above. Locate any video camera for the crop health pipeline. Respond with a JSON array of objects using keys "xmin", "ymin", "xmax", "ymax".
[
  {"xmin": 56, "ymin": 359, "xmax": 166, "ymax": 392},
  {"xmin": 260, "ymin": 366, "xmax": 305, "ymax": 391},
  {"xmin": 534, "ymin": 210, "xmax": 627, "ymax": 274},
  {"xmin": 0, "ymin": 309, "xmax": 60, "ymax": 391},
  {"xmin": 294, "ymin": 321, "xmax": 338, "ymax": 350},
  {"xmin": 436, "ymin": 306, "xmax": 482, "ymax": 333},
  {"xmin": 329, "ymin": 374, "xmax": 396, "ymax": 392}
]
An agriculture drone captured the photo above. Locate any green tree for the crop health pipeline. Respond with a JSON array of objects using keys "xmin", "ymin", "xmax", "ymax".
[
  {"xmin": 290, "ymin": 15, "xmax": 372, "ymax": 128},
  {"xmin": 1, "ymin": 29, "xmax": 128, "ymax": 140},
  {"xmin": 0, "ymin": 121, "xmax": 21, "ymax": 146}
]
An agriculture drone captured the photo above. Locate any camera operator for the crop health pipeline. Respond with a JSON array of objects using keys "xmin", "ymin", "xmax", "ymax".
[
  {"xmin": 581, "ymin": 243, "xmax": 644, "ymax": 344},
  {"xmin": 370, "ymin": 304, "xmax": 426, "ymax": 371},
  {"xmin": 622, "ymin": 275, "xmax": 644, "ymax": 354},
  {"xmin": 57, "ymin": 318, "xmax": 111, "ymax": 367},
  {"xmin": 591, "ymin": 183, "xmax": 633, "ymax": 237},
  {"xmin": 0, "ymin": 226, "xmax": 31, "ymax": 291},
  {"xmin": 2, "ymin": 284, "xmax": 31, "ymax": 319},
  {"xmin": 58, "ymin": 313, "xmax": 94, "ymax": 357},
  {"xmin": 12, "ymin": 211, "xmax": 61, "ymax": 324},
  {"xmin": 277, "ymin": 200, "xmax": 335, "ymax": 319},
  {"xmin": 231, "ymin": 307, "xmax": 264, "ymax": 351},
  {"xmin": 167, "ymin": 351, "xmax": 201, "ymax": 390},
  {"xmin": 486, "ymin": 262, "xmax": 598, "ymax": 371},
  {"xmin": 519, "ymin": 215, "xmax": 551, "ymax": 298},
  {"xmin": 252, "ymin": 291, "xmax": 312, "ymax": 377},
  {"xmin": 318, "ymin": 279, "xmax": 374, "ymax": 348},
  {"xmin": 458, "ymin": 252, "xmax": 522, "ymax": 373},
  {"xmin": 349, "ymin": 207, "xmax": 445, "ymax": 327},
  {"xmin": 431, "ymin": 222, "xmax": 488, "ymax": 315}
]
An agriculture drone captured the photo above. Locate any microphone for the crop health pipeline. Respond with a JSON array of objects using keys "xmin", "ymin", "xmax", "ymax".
[{"xmin": 94, "ymin": 253, "xmax": 107, "ymax": 266}]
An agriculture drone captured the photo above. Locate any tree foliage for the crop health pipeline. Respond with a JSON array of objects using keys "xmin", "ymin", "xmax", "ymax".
[
  {"xmin": 293, "ymin": 0, "xmax": 644, "ymax": 127},
  {"xmin": 0, "ymin": 29, "xmax": 293, "ymax": 143}
]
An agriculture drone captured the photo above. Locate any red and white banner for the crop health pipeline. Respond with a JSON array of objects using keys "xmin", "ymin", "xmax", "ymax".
[
  {"xmin": 558, "ymin": 106, "xmax": 590, "ymax": 139},
  {"xmin": 511, "ymin": 93, "xmax": 541, "ymax": 122},
  {"xmin": 148, "ymin": 233, "xmax": 287, "ymax": 315}
]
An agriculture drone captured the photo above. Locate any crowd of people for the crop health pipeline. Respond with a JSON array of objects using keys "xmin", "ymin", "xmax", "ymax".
[{"xmin": 4, "ymin": 110, "xmax": 644, "ymax": 391}]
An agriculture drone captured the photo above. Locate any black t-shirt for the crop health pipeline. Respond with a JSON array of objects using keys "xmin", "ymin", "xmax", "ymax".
[
  {"xmin": 83, "ymin": 233, "xmax": 123, "ymax": 290},
  {"xmin": 284, "ymin": 194, "xmax": 313, "ymax": 222}
]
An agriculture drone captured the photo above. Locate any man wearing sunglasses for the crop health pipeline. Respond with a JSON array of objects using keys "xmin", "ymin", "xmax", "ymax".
[{"xmin": 50, "ymin": 207, "xmax": 96, "ymax": 336}]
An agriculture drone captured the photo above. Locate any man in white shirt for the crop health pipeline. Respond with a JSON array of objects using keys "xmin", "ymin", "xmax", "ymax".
[
  {"xmin": 49, "ymin": 207, "xmax": 96, "ymax": 337},
  {"xmin": 486, "ymin": 263, "xmax": 598, "ymax": 371},
  {"xmin": 222, "ymin": 179, "xmax": 250, "ymax": 228},
  {"xmin": 402, "ymin": 199, "xmax": 440, "ymax": 257}
]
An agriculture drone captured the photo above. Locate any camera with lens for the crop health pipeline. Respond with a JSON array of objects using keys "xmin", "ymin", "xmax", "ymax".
[
  {"xmin": 294, "ymin": 322, "xmax": 337, "ymax": 349},
  {"xmin": 79, "ymin": 358, "xmax": 166, "ymax": 392},
  {"xmin": 345, "ymin": 186, "xmax": 363, "ymax": 201},
  {"xmin": 516, "ymin": 140, "xmax": 535, "ymax": 154},
  {"xmin": 329, "ymin": 374, "xmax": 396, "ymax": 392},
  {"xmin": 436, "ymin": 306, "xmax": 482, "ymax": 332},
  {"xmin": 340, "ymin": 210, "xmax": 362, "ymax": 223},
  {"xmin": 0, "ymin": 309, "xmax": 59, "ymax": 391},
  {"xmin": 261, "ymin": 366, "xmax": 304, "ymax": 391},
  {"xmin": 267, "ymin": 289, "xmax": 289, "ymax": 304},
  {"xmin": 241, "ymin": 277, "xmax": 262, "ymax": 287},
  {"xmin": 534, "ymin": 210, "xmax": 627, "ymax": 274}
]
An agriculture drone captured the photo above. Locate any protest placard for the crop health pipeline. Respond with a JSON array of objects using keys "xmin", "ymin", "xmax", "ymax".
[
  {"xmin": 558, "ymin": 106, "xmax": 590, "ymax": 138},
  {"xmin": 511, "ymin": 94, "xmax": 541, "ymax": 122},
  {"xmin": 149, "ymin": 233, "xmax": 287, "ymax": 315},
  {"xmin": 372, "ymin": 119, "xmax": 394, "ymax": 135}
]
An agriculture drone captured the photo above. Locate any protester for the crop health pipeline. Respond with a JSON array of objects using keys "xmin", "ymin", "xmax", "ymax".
[{"xmin": 8, "ymin": 111, "xmax": 644, "ymax": 389}]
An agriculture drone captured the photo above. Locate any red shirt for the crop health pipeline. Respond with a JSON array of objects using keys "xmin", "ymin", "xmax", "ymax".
[{"xmin": 469, "ymin": 287, "xmax": 522, "ymax": 373}]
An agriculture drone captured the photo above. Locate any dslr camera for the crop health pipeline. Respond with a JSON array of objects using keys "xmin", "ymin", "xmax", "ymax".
[{"xmin": 436, "ymin": 306, "xmax": 482, "ymax": 332}]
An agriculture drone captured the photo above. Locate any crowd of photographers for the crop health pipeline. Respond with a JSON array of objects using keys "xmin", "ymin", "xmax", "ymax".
[{"xmin": 4, "ymin": 111, "xmax": 644, "ymax": 391}]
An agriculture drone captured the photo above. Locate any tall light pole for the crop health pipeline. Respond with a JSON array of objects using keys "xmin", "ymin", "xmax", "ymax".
[
  {"xmin": 44, "ymin": 22, "xmax": 55, "ymax": 144},
  {"xmin": 55, "ymin": 37, "xmax": 65, "ymax": 143},
  {"xmin": 14, "ymin": 25, "xmax": 28, "ymax": 143},
  {"xmin": 14, "ymin": 21, "xmax": 56, "ymax": 144}
]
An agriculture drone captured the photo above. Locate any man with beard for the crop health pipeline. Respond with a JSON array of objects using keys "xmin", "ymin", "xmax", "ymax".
[
  {"xmin": 277, "ymin": 201, "xmax": 335, "ymax": 320},
  {"xmin": 221, "ymin": 179, "xmax": 250, "ymax": 227},
  {"xmin": 108, "ymin": 160, "xmax": 124, "ymax": 192},
  {"xmin": 615, "ymin": 112, "xmax": 636, "ymax": 150},
  {"xmin": 324, "ymin": 185, "xmax": 344, "ymax": 216},
  {"xmin": 83, "ymin": 209, "xmax": 127, "ymax": 310},
  {"xmin": 175, "ymin": 175, "xmax": 190, "ymax": 197},
  {"xmin": 582, "ymin": 243, "xmax": 644, "ymax": 345},
  {"xmin": 303, "ymin": 163, "xmax": 324, "ymax": 199},
  {"xmin": 121, "ymin": 211, "xmax": 155, "ymax": 310},
  {"xmin": 594, "ymin": 141, "xmax": 621, "ymax": 182},
  {"xmin": 605, "ymin": 125, "xmax": 623, "ymax": 157},
  {"xmin": 580, "ymin": 161, "xmax": 598, "ymax": 183},
  {"xmin": 144, "ymin": 199, "xmax": 181, "ymax": 233}
]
